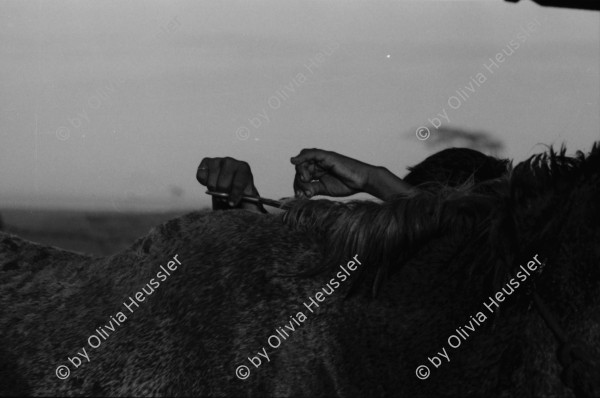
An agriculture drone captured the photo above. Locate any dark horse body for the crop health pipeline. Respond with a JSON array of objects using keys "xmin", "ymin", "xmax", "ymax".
[{"xmin": 1, "ymin": 145, "xmax": 599, "ymax": 397}]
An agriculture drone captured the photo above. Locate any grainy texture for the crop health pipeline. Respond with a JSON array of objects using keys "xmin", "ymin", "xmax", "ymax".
[{"xmin": 0, "ymin": 145, "xmax": 598, "ymax": 397}]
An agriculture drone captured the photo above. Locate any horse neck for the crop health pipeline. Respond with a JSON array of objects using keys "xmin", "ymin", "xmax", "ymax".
[{"xmin": 0, "ymin": 231, "xmax": 91, "ymax": 273}]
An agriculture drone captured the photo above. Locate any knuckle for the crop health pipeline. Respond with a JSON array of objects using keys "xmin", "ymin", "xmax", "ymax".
[
  {"xmin": 232, "ymin": 181, "xmax": 247, "ymax": 192},
  {"xmin": 216, "ymin": 181, "xmax": 229, "ymax": 191},
  {"xmin": 208, "ymin": 158, "xmax": 220, "ymax": 168},
  {"xmin": 294, "ymin": 179, "xmax": 307, "ymax": 189},
  {"xmin": 232, "ymin": 177, "xmax": 246, "ymax": 187},
  {"xmin": 295, "ymin": 163, "xmax": 307, "ymax": 172}
]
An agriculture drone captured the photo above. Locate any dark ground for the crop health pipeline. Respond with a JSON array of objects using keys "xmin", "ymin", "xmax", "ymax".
[{"xmin": 0, "ymin": 208, "xmax": 203, "ymax": 256}]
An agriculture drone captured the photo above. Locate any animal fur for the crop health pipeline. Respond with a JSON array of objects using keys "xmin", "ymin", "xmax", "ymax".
[{"xmin": 1, "ymin": 144, "xmax": 599, "ymax": 397}]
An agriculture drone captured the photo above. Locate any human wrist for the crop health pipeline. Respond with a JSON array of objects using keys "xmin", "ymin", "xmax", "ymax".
[
  {"xmin": 364, "ymin": 165, "xmax": 387, "ymax": 197},
  {"xmin": 366, "ymin": 166, "xmax": 411, "ymax": 201}
]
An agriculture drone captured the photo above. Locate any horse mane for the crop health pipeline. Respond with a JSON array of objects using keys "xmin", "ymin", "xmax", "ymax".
[
  {"xmin": 282, "ymin": 143, "xmax": 600, "ymax": 298},
  {"xmin": 0, "ymin": 144, "xmax": 597, "ymax": 397}
]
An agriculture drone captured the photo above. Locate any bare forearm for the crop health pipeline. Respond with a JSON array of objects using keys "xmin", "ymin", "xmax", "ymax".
[{"xmin": 365, "ymin": 166, "xmax": 413, "ymax": 201}]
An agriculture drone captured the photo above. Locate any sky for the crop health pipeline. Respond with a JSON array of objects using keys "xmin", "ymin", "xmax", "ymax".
[{"xmin": 1, "ymin": 0, "xmax": 598, "ymax": 211}]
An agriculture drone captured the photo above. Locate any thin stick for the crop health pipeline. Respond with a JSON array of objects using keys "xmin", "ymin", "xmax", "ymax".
[{"xmin": 205, "ymin": 190, "xmax": 292, "ymax": 210}]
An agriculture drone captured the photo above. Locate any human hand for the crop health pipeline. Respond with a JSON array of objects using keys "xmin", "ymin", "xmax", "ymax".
[
  {"xmin": 290, "ymin": 148, "xmax": 377, "ymax": 198},
  {"xmin": 196, "ymin": 157, "xmax": 265, "ymax": 212}
]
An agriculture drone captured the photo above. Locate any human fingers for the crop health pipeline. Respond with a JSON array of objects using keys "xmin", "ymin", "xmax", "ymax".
[
  {"xmin": 196, "ymin": 158, "xmax": 211, "ymax": 186},
  {"xmin": 213, "ymin": 158, "xmax": 254, "ymax": 206},
  {"xmin": 214, "ymin": 158, "xmax": 236, "ymax": 198},
  {"xmin": 294, "ymin": 162, "xmax": 312, "ymax": 183},
  {"xmin": 198, "ymin": 157, "xmax": 225, "ymax": 190},
  {"xmin": 228, "ymin": 163, "xmax": 254, "ymax": 206},
  {"xmin": 293, "ymin": 177, "xmax": 307, "ymax": 198},
  {"xmin": 290, "ymin": 148, "xmax": 333, "ymax": 167},
  {"xmin": 294, "ymin": 175, "xmax": 327, "ymax": 198},
  {"xmin": 295, "ymin": 160, "xmax": 331, "ymax": 184},
  {"xmin": 206, "ymin": 158, "xmax": 223, "ymax": 192}
]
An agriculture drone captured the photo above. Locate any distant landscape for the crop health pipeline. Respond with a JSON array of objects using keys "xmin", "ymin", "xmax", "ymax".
[{"xmin": 0, "ymin": 208, "xmax": 206, "ymax": 257}]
